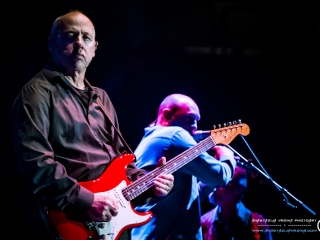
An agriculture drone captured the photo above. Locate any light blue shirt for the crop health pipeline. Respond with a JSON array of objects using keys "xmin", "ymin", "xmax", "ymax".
[{"xmin": 131, "ymin": 126, "xmax": 235, "ymax": 240}]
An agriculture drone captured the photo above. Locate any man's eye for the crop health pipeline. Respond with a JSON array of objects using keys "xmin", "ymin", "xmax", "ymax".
[
  {"xmin": 66, "ymin": 33, "xmax": 75, "ymax": 38},
  {"xmin": 83, "ymin": 36, "xmax": 92, "ymax": 42},
  {"xmin": 187, "ymin": 117, "xmax": 195, "ymax": 123},
  {"xmin": 59, "ymin": 33, "xmax": 76, "ymax": 41}
]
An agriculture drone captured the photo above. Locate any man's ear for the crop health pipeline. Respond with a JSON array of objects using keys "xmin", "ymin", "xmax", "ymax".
[{"xmin": 163, "ymin": 108, "xmax": 173, "ymax": 121}]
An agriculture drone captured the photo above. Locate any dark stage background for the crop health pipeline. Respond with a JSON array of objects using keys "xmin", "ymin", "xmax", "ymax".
[{"xmin": 4, "ymin": 1, "xmax": 320, "ymax": 239}]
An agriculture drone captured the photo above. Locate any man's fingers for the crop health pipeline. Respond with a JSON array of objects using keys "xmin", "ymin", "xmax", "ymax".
[
  {"xmin": 156, "ymin": 156, "xmax": 166, "ymax": 167},
  {"xmin": 154, "ymin": 175, "xmax": 174, "ymax": 191},
  {"xmin": 109, "ymin": 206, "xmax": 119, "ymax": 217}
]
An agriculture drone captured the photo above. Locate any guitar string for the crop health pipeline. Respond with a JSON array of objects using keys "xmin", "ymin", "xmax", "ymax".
[
  {"xmin": 122, "ymin": 136, "xmax": 216, "ymax": 200},
  {"xmin": 122, "ymin": 129, "xmax": 237, "ymax": 200},
  {"xmin": 122, "ymin": 126, "xmax": 244, "ymax": 200},
  {"xmin": 122, "ymin": 124, "xmax": 247, "ymax": 200}
]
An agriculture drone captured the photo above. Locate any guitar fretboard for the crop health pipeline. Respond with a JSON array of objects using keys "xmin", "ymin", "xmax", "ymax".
[
  {"xmin": 122, "ymin": 136, "xmax": 215, "ymax": 201},
  {"xmin": 121, "ymin": 123, "xmax": 248, "ymax": 201}
]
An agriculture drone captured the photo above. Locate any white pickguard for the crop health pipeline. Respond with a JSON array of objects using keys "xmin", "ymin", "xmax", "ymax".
[{"xmin": 93, "ymin": 180, "xmax": 151, "ymax": 240}]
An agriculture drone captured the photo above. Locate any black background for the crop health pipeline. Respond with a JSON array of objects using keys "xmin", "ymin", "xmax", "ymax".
[{"xmin": 3, "ymin": 1, "xmax": 320, "ymax": 239}]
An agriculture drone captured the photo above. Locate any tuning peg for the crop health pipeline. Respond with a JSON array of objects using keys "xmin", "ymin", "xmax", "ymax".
[
  {"xmin": 238, "ymin": 119, "xmax": 242, "ymax": 123},
  {"xmin": 213, "ymin": 125, "xmax": 216, "ymax": 129},
  {"xmin": 228, "ymin": 122, "xmax": 232, "ymax": 126},
  {"xmin": 223, "ymin": 123, "xmax": 226, "ymax": 127},
  {"xmin": 218, "ymin": 124, "xmax": 221, "ymax": 128}
]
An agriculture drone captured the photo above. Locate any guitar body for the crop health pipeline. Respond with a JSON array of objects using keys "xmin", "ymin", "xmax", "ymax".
[{"xmin": 48, "ymin": 154, "xmax": 153, "ymax": 240}]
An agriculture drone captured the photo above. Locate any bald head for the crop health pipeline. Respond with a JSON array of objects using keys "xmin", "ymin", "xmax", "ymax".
[
  {"xmin": 158, "ymin": 94, "xmax": 199, "ymax": 116},
  {"xmin": 50, "ymin": 10, "xmax": 96, "ymax": 39},
  {"xmin": 156, "ymin": 94, "xmax": 200, "ymax": 134}
]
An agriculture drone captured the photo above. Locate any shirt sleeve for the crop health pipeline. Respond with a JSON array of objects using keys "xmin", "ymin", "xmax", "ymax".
[
  {"xmin": 11, "ymin": 82, "xmax": 93, "ymax": 213},
  {"xmin": 127, "ymin": 161, "xmax": 157, "ymax": 206},
  {"xmin": 171, "ymin": 129, "xmax": 236, "ymax": 189}
]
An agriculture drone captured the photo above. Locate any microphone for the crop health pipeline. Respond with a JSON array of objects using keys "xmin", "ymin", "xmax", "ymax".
[
  {"xmin": 192, "ymin": 130, "xmax": 211, "ymax": 141},
  {"xmin": 193, "ymin": 130, "xmax": 211, "ymax": 135}
]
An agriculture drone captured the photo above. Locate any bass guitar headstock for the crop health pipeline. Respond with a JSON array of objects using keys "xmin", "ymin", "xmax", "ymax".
[{"xmin": 210, "ymin": 120, "xmax": 250, "ymax": 145}]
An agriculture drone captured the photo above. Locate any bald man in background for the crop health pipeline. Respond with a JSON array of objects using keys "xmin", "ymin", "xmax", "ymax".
[{"xmin": 131, "ymin": 93, "xmax": 237, "ymax": 240}]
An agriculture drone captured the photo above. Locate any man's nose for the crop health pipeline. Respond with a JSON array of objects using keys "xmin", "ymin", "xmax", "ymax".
[
  {"xmin": 75, "ymin": 36, "xmax": 84, "ymax": 47},
  {"xmin": 191, "ymin": 121, "xmax": 197, "ymax": 132}
]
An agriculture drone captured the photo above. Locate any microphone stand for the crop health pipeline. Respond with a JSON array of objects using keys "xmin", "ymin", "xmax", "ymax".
[{"xmin": 227, "ymin": 135, "xmax": 317, "ymax": 216}]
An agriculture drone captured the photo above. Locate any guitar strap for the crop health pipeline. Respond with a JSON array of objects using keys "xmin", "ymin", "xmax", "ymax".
[
  {"xmin": 85, "ymin": 79, "xmax": 134, "ymax": 155},
  {"xmin": 96, "ymin": 97, "xmax": 134, "ymax": 155}
]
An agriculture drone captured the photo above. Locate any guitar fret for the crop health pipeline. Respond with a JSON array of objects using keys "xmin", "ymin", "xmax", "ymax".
[{"xmin": 122, "ymin": 124, "xmax": 249, "ymax": 201}]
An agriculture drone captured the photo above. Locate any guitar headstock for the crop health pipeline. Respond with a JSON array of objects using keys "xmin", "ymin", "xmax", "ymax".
[{"xmin": 210, "ymin": 120, "xmax": 250, "ymax": 145}]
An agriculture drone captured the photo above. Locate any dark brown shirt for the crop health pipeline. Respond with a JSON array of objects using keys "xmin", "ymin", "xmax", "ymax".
[{"xmin": 11, "ymin": 60, "xmax": 146, "ymax": 215}]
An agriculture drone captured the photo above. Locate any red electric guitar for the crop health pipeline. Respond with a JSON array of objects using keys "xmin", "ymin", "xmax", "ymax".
[{"xmin": 48, "ymin": 122, "xmax": 250, "ymax": 240}]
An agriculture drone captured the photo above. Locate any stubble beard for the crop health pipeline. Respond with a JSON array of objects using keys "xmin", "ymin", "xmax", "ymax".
[{"xmin": 74, "ymin": 58, "xmax": 88, "ymax": 73}]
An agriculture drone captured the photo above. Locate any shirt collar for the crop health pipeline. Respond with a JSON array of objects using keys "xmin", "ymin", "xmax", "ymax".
[
  {"xmin": 42, "ymin": 59, "xmax": 95, "ymax": 93},
  {"xmin": 42, "ymin": 58, "xmax": 64, "ymax": 81}
]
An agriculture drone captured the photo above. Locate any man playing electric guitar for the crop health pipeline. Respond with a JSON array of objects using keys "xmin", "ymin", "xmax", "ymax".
[{"xmin": 11, "ymin": 10, "xmax": 174, "ymax": 240}]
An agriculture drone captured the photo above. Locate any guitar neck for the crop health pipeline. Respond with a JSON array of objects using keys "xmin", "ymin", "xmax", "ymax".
[{"xmin": 122, "ymin": 136, "xmax": 215, "ymax": 201}]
